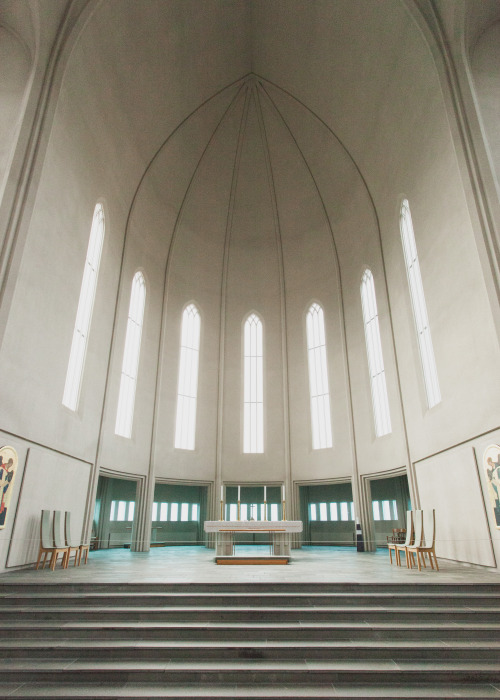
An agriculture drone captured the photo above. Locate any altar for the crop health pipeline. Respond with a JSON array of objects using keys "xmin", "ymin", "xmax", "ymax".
[{"xmin": 204, "ymin": 520, "xmax": 303, "ymax": 564}]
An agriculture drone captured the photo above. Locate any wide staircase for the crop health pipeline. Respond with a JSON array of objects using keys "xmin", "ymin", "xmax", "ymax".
[{"xmin": 0, "ymin": 581, "xmax": 500, "ymax": 698}]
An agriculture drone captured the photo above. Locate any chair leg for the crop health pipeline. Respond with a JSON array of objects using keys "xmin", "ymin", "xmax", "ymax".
[
  {"xmin": 50, "ymin": 551, "xmax": 57, "ymax": 571},
  {"xmin": 80, "ymin": 545, "xmax": 89, "ymax": 565}
]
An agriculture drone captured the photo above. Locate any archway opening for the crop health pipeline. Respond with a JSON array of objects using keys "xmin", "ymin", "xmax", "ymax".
[
  {"xmin": 369, "ymin": 474, "xmax": 411, "ymax": 549},
  {"xmin": 93, "ymin": 475, "xmax": 139, "ymax": 550},
  {"xmin": 299, "ymin": 482, "xmax": 355, "ymax": 547},
  {"xmin": 151, "ymin": 483, "xmax": 208, "ymax": 546}
]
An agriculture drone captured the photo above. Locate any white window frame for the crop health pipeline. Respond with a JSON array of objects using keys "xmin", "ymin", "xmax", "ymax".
[
  {"xmin": 400, "ymin": 199, "xmax": 441, "ymax": 408},
  {"xmin": 115, "ymin": 271, "xmax": 146, "ymax": 438},
  {"xmin": 360, "ymin": 269, "xmax": 392, "ymax": 437},
  {"xmin": 175, "ymin": 304, "xmax": 201, "ymax": 450},
  {"xmin": 63, "ymin": 203, "xmax": 105, "ymax": 410},
  {"xmin": 306, "ymin": 303, "xmax": 333, "ymax": 449},
  {"xmin": 243, "ymin": 313, "xmax": 264, "ymax": 453}
]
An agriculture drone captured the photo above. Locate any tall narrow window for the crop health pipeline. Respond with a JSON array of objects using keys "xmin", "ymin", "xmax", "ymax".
[
  {"xmin": 400, "ymin": 199, "xmax": 441, "ymax": 408},
  {"xmin": 175, "ymin": 303, "xmax": 201, "ymax": 450},
  {"xmin": 360, "ymin": 269, "xmax": 392, "ymax": 437},
  {"xmin": 243, "ymin": 313, "xmax": 264, "ymax": 453},
  {"xmin": 306, "ymin": 303, "xmax": 333, "ymax": 449},
  {"xmin": 115, "ymin": 271, "xmax": 146, "ymax": 438},
  {"xmin": 63, "ymin": 203, "xmax": 105, "ymax": 410}
]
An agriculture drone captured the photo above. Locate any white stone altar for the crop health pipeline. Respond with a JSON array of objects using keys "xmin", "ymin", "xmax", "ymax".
[{"xmin": 204, "ymin": 520, "xmax": 303, "ymax": 558}]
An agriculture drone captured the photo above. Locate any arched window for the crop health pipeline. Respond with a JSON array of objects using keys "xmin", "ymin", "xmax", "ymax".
[
  {"xmin": 360, "ymin": 269, "xmax": 392, "ymax": 436},
  {"xmin": 63, "ymin": 203, "xmax": 105, "ymax": 410},
  {"xmin": 400, "ymin": 199, "xmax": 441, "ymax": 408},
  {"xmin": 115, "ymin": 271, "xmax": 146, "ymax": 438},
  {"xmin": 306, "ymin": 303, "xmax": 333, "ymax": 449},
  {"xmin": 243, "ymin": 313, "xmax": 263, "ymax": 453},
  {"xmin": 175, "ymin": 303, "xmax": 201, "ymax": 450}
]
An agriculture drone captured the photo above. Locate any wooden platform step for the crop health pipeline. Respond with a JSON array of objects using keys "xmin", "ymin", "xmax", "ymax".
[{"xmin": 215, "ymin": 556, "xmax": 289, "ymax": 565}]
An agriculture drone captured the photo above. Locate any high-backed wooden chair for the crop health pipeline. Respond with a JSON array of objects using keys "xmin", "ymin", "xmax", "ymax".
[
  {"xmin": 35, "ymin": 510, "xmax": 68, "ymax": 570},
  {"xmin": 394, "ymin": 510, "xmax": 418, "ymax": 567},
  {"xmin": 36, "ymin": 510, "xmax": 55, "ymax": 570},
  {"xmin": 388, "ymin": 510, "xmax": 412, "ymax": 565},
  {"xmin": 64, "ymin": 511, "xmax": 82, "ymax": 567},
  {"xmin": 403, "ymin": 509, "xmax": 424, "ymax": 569},
  {"xmin": 52, "ymin": 510, "xmax": 70, "ymax": 569},
  {"xmin": 407, "ymin": 509, "xmax": 438, "ymax": 571}
]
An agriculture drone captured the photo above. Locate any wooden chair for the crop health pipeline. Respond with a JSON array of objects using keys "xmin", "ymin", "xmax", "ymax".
[
  {"xmin": 64, "ymin": 511, "xmax": 82, "ymax": 567},
  {"xmin": 36, "ymin": 510, "xmax": 54, "ymax": 570},
  {"xmin": 403, "ymin": 509, "xmax": 424, "ymax": 569},
  {"xmin": 387, "ymin": 528, "xmax": 406, "ymax": 545},
  {"xmin": 79, "ymin": 540, "xmax": 90, "ymax": 565},
  {"xmin": 35, "ymin": 510, "xmax": 68, "ymax": 571},
  {"xmin": 394, "ymin": 510, "xmax": 418, "ymax": 567},
  {"xmin": 388, "ymin": 511, "xmax": 412, "ymax": 565},
  {"xmin": 52, "ymin": 510, "xmax": 70, "ymax": 569},
  {"xmin": 406, "ymin": 509, "xmax": 438, "ymax": 571},
  {"xmin": 387, "ymin": 526, "xmax": 406, "ymax": 564}
]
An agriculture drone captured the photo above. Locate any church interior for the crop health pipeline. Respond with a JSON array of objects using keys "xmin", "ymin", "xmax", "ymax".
[{"xmin": 1, "ymin": 0, "xmax": 500, "ymax": 696}]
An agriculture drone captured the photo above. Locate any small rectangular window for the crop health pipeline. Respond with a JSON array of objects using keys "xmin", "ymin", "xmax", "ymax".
[
  {"xmin": 372, "ymin": 501, "xmax": 381, "ymax": 521},
  {"xmin": 340, "ymin": 502, "xmax": 348, "ymax": 521},
  {"xmin": 117, "ymin": 501, "xmax": 127, "ymax": 521},
  {"xmin": 110, "ymin": 500, "xmax": 116, "ymax": 521},
  {"xmin": 229, "ymin": 503, "xmax": 237, "ymax": 520},
  {"xmin": 170, "ymin": 503, "xmax": 179, "ymax": 521},
  {"xmin": 127, "ymin": 502, "xmax": 135, "ymax": 522},
  {"xmin": 270, "ymin": 503, "xmax": 279, "ymax": 520},
  {"xmin": 382, "ymin": 500, "xmax": 391, "ymax": 520},
  {"xmin": 191, "ymin": 504, "xmax": 199, "ymax": 521},
  {"xmin": 260, "ymin": 504, "xmax": 266, "ymax": 520},
  {"xmin": 181, "ymin": 503, "xmax": 189, "ymax": 521},
  {"xmin": 309, "ymin": 503, "xmax": 317, "ymax": 521},
  {"xmin": 152, "ymin": 502, "xmax": 158, "ymax": 521},
  {"xmin": 159, "ymin": 503, "xmax": 168, "ymax": 521},
  {"xmin": 240, "ymin": 504, "xmax": 248, "ymax": 520},
  {"xmin": 329, "ymin": 502, "xmax": 338, "ymax": 521},
  {"xmin": 319, "ymin": 503, "xmax": 328, "ymax": 521},
  {"xmin": 392, "ymin": 500, "xmax": 398, "ymax": 520},
  {"xmin": 350, "ymin": 502, "xmax": 355, "ymax": 521}
]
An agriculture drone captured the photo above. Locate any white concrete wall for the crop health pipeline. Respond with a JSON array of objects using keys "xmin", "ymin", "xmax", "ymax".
[{"xmin": 0, "ymin": 0, "xmax": 499, "ymax": 571}]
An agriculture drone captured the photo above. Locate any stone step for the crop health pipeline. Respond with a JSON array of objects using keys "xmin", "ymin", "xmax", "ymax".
[
  {"xmin": 2, "ymin": 659, "xmax": 500, "ymax": 685},
  {"xmin": 2, "ymin": 639, "xmax": 499, "ymax": 662},
  {"xmin": 1, "ymin": 591, "xmax": 499, "ymax": 607},
  {"xmin": 1, "ymin": 604, "xmax": 498, "ymax": 623},
  {"xmin": 5, "ymin": 620, "xmax": 500, "ymax": 641},
  {"xmin": 1, "ymin": 581, "xmax": 499, "ymax": 595},
  {"xmin": 4, "ymin": 682, "xmax": 500, "ymax": 699}
]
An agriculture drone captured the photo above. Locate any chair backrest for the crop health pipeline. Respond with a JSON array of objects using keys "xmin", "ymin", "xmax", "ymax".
[
  {"xmin": 64, "ymin": 511, "xmax": 77, "ymax": 547},
  {"xmin": 40, "ymin": 509, "xmax": 53, "ymax": 548},
  {"xmin": 53, "ymin": 510, "xmax": 66, "ymax": 548},
  {"xmin": 412, "ymin": 509, "xmax": 424, "ymax": 548},
  {"xmin": 402, "ymin": 510, "xmax": 414, "ymax": 546},
  {"xmin": 422, "ymin": 509, "xmax": 435, "ymax": 548}
]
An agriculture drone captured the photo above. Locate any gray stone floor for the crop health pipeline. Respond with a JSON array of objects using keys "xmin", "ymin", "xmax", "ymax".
[{"xmin": 2, "ymin": 546, "xmax": 499, "ymax": 584}]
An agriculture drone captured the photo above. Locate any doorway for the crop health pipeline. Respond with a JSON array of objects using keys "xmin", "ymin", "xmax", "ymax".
[
  {"xmin": 93, "ymin": 475, "xmax": 139, "ymax": 550},
  {"xmin": 299, "ymin": 482, "xmax": 355, "ymax": 546},
  {"xmin": 369, "ymin": 474, "xmax": 411, "ymax": 548},
  {"xmin": 151, "ymin": 482, "xmax": 208, "ymax": 545}
]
